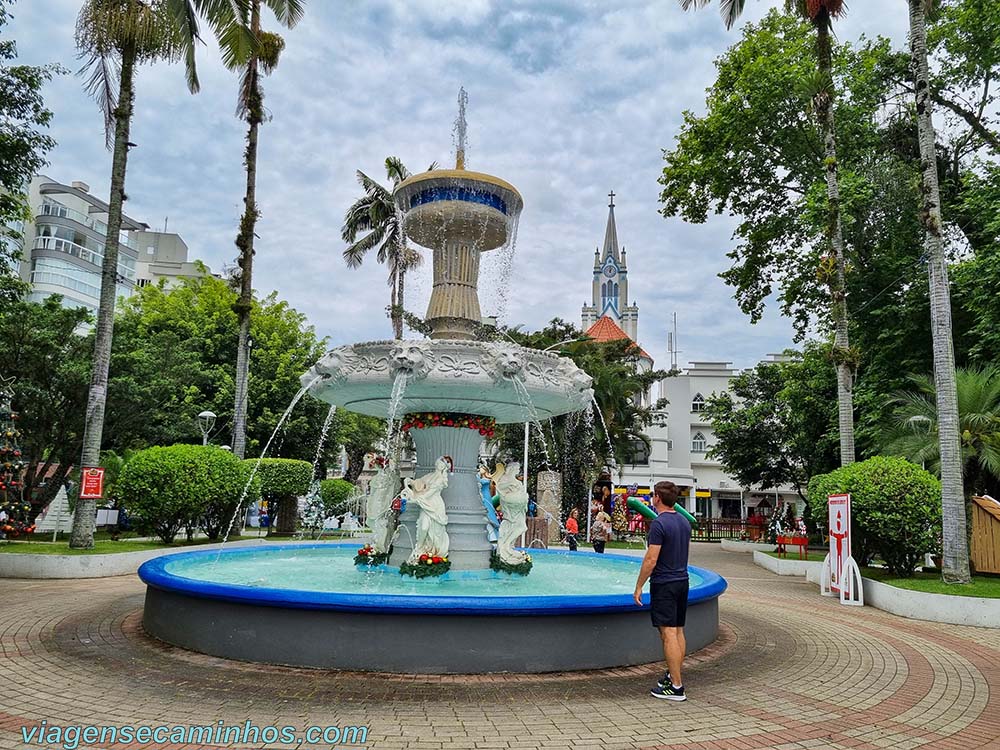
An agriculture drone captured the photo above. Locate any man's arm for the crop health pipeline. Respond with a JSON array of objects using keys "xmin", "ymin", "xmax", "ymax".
[{"xmin": 634, "ymin": 544, "xmax": 661, "ymax": 606}]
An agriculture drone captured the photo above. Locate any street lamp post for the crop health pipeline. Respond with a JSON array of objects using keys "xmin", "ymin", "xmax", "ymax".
[{"xmin": 197, "ymin": 410, "xmax": 217, "ymax": 446}]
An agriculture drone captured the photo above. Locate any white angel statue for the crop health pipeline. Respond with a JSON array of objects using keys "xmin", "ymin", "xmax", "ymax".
[
  {"xmin": 403, "ymin": 456, "xmax": 451, "ymax": 562},
  {"xmin": 494, "ymin": 461, "xmax": 530, "ymax": 565},
  {"xmin": 365, "ymin": 456, "xmax": 399, "ymax": 554}
]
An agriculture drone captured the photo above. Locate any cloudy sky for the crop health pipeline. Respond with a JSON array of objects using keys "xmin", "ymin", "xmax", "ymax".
[{"xmin": 12, "ymin": 0, "xmax": 910, "ymax": 369}]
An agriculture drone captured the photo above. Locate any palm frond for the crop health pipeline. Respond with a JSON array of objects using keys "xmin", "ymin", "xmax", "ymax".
[
  {"xmin": 165, "ymin": 0, "xmax": 203, "ymax": 93},
  {"xmin": 341, "ymin": 196, "xmax": 377, "ymax": 242},
  {"xmin": 263, "ymin": 0, "xmax": 304, "ymax": 28},
  {"xmin": 343, "ymin": 224, "xmax": 387, "ymax": 269},
  {"xmin": 385, "ymin": 156, "xmax": 410, "ymax": 186},
  {"xmin": 77, "ymin": 51, "xmax": 121, "ymax": 148},
  {"xmin": 720, "ymin": 0, "xmax": 747, "ymax": 28}
]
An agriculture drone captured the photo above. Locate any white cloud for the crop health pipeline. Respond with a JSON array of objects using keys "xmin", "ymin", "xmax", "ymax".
[{"xmin": 12, "ymin": 0, "xmax": 910, "ymax": 368}]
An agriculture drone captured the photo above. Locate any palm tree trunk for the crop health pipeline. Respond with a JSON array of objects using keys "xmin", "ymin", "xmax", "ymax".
[
  {"xmin": 69, "ymin": 44, "xmax": 136, "ymax": 549},
  {"xmin": 388, "ymin": 266, "xmax": 399, "ymax": 339},
  {"xmin": 908, "ymin": 0, "xmax": 970, "ymax": 583},
  {"xmin": 231, "ymin": 0, "xmax": 262, "ymax": 460},
  {"xmin": 395, "ymin": 265, "xmax": 406, "ymax": 339},
  {"xmin": 815, "ymin": 14, "xmax": 856, "ymax": 466}
]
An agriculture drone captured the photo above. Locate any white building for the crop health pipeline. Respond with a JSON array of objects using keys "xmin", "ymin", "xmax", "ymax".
[
  {"xmin": 580, "ymin": 194, "xmax": 799, "ymax": 519},
  {"xmin": 18, "ymin": 175, "xmax": 209, "ymax": 313}
]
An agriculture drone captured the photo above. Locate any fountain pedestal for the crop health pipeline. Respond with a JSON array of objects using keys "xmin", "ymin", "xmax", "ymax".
[{"xmin": 389, "ymin": 426, "xmax": 492, "ymax": 571}]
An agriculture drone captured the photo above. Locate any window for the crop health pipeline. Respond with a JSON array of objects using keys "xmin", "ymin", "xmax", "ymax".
[
  {"xmin": 136, "ymin": 278, "xmax": 151, "ymax": 288},
  {"xmin": 625, "ymin": 439, "xmax": 650, "ymax": 466},
  {"xmin": 692, "ymin": 432, "xmax": 707, "ymax": 453},
  {"xmin": 691, "ymin": 393, "xmax": 706, "ymax": 412}
]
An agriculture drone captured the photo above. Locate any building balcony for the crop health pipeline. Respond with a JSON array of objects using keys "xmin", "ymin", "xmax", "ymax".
[
  {"xmin": 32, "ymin": 236, "xmax": 136, "ymax": 280},
  {"xmin": 36, "ymin": 201, "xmax": 137, "ymax": 250}
]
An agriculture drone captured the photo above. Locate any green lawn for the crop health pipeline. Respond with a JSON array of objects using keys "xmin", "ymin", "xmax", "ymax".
[
  {"xmin": 763, "ymin": 550, "xmax": 829, "ymax": 563},
  {"xmin": 0, "ymin": 538, "xmax": 219, "ymax": 555},
  {"xmin": 862, "ymin": 567, "xmax": 1000, "ymax": 599}
]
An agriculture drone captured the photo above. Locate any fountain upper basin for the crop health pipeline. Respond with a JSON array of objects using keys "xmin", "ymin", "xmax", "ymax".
[
  {"xmin": 301, "ymin": 339, "xmax": 593, "ymax": 423},
  {"xmin": 138, "ymin": 544, "xmax": 727, "ymax": 673}
]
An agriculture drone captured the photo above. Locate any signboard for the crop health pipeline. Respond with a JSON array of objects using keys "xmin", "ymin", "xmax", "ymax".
[
  {"xmin": 79, "ymin": 467, "xmax": 105, "ymax": 499},
  {"xmin": 827, "ymin": 493, "xmax": 851, "ymax": 593}
]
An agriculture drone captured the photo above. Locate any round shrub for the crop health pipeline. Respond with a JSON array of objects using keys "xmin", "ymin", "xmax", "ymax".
[
  {"xmin": 319, "ymin": 478, "xmax": 356, "ymax": 515},
  {"xmin": 249, "ymin": 458, "xmax": 313, "ymax": 534},
  {"xmin": 251, "ymin": 458, "xmax": 313, "ymax": 499},
  {"xmin": 807, "ymin": 456, "xmax": 941, "ymax": 576},
  {"xmin": 117, "ymin": 444, "xmax": 257, "ymax": 543}
]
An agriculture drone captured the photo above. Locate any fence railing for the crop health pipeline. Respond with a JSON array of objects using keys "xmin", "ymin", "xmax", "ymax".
[{"xmin": 690, "ymin": 518, "xmax": 764, "ymax": 542}]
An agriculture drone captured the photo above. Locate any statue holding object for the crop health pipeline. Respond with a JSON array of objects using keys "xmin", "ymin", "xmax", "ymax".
[
  {"xmin": 493, "ymin": 461, "xmax": 530, "ymax": 565},
  {"xmin": 403, "ymin": 456, "xmax": 452, "ymax": 562}
]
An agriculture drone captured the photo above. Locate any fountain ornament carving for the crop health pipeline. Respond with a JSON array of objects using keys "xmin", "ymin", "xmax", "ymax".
[{"xmin": 301, "ymin": 94, "xmax": 593, "ymax": 571}]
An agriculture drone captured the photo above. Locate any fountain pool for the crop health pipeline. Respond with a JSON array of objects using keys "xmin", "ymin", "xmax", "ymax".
[
  {"xmin": 139, "ymin": 544, "xmax": 726, "ymax": 673},
  {"xmin": 137, "ymin": 92, "xmax": 727, "ymax": 674}
]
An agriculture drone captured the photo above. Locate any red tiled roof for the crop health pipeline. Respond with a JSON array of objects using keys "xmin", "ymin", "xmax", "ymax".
[{"xmin": 584, "ymin": 316, "xmax": 652, "ymax": 361}]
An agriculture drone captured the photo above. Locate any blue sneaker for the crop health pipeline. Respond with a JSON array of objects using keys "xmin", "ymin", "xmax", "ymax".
[
  {"xmin": 657, "ymin": 671, "xmax": 672, "ymax": 689},
  {"xmin": 650, "ymin": 683, "xmax": 686, "ymax": 701}
]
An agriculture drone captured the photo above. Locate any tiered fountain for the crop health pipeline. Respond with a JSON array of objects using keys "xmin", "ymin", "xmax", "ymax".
[{"xmin": 138, "ymin": 96, "xmax": 726, "ymax": 673}]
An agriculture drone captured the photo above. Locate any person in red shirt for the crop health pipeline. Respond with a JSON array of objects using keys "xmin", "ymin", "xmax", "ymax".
[{"xmin": 564, "ymin": 508, "xmax": 580, "ymax": 551}]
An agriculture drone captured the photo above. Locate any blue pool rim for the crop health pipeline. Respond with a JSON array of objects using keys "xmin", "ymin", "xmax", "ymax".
[{"xmin": 138, "ymin": 543, "xmax": 727, "ymax": 616}]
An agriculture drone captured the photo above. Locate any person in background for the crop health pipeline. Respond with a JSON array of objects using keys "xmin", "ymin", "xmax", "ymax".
[
  {"xmin": 633, "ymin": 480, "xmax": 691, "ymax": 701},
  {"xmin": 591, "ymin": 510, "xmax": 611, "ymax": 553},
  {"xmin": 564, "ymin": 507, "xmax": 580, "ymax": 551}
]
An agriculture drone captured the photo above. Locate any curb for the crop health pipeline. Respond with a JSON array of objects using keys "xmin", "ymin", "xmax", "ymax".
[{"xmin": 0, "ymin": 538, "xmax": 271, "ymax": 579}]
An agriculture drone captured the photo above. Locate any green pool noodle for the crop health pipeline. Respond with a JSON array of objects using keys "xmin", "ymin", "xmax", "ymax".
[{"xmin": 626, "ymin": 496, "xmax": 699, "ymax": 528}]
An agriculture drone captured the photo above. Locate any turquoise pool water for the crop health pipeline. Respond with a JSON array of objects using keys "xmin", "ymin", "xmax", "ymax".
[{"xmin": 162, "ymin": 544, "xmax": 706, "ymax": 597}]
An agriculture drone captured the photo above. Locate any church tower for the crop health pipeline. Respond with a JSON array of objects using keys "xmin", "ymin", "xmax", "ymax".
[{"xmin": 581, "ymin": 191, "xmax": 640, "ymax": 340}]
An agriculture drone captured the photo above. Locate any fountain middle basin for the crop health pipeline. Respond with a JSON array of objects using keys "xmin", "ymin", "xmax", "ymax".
[{"xmin": 139, "ymin": 544, "xmax": 727, "ymax": 673}]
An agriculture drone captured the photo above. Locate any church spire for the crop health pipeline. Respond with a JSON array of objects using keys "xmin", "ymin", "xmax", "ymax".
[{"xmin": 602, "ymin": 190, "xmax": 620, "ymax": 263}]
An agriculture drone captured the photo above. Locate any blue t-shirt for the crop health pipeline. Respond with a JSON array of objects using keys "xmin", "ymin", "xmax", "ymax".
[{"xmin": 647, "ymin": 510, "xmax": 691, "ymax": 583}]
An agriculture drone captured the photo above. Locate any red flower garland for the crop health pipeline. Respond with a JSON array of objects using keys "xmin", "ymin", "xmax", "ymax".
[{"xmin": 401, "ymin": 413, "xmax": 496, "ymax": 439}]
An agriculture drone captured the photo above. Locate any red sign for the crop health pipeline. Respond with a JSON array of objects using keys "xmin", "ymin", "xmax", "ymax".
[
  {"xmin": 827, "ymin": 494, "xmax": 851, "ymax": 593},
  {"xmin": 80, "ymin": 467, "xmax": 105, "ymax": 499}
]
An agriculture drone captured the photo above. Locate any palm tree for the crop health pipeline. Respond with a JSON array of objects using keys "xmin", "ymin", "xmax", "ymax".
[
  {"xmin": 679, "ymin": 0, "xmax": 856, "ymax": 466},
  {"xmin": 215, "ymin": 0, "xmax": 304, "ymax": 460},
  {"xmin": 904, "ymin": 0, "xmax": 971, "ymax": 584},
  {"xmin": 70, "ymin": 0, "xmax": 199, "ymax": 549},
  {"xmin": 885, "ymin": 367, "xmax": 1000, "ymax": 502},
  {"xmin": 341, "ymin": 157, "xmax": 434, "ymax": 339}
]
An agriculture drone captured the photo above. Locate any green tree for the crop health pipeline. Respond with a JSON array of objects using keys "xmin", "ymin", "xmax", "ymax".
[
  {"xmin": 107, "ymin": 274, "xmax": 332, "ymax": 462},
  {"xmin": 70, "ymin": 0, "xmax": 205, "ymax": 548},
  {"xmin": 0, "ymin": 298, "xmax": 91, "ymax": 516},
  {"xmin": 341, "ymin": 157, "xmax": 434, "ymax": 339},
  {"xmin": 0, "ymin": 0, "xmax": 61, "ymax": 312},
  {"xmin": 213, "ymin": 0, "xmax": 305, "ymax": 460},
  {"xmin": 676, "ymin": 1, "xmax": 856, "ymax": 464},
  {"xmin": 337, "ymin": 411, "xmax": 385, "ymax": 483},
  {"xmin": 884, "ymin": 366, "xmax": 1000, "ymax": 500},
  {"xmin": 704, "ymin": 343, "xmax": 839, "ymax": 504}
]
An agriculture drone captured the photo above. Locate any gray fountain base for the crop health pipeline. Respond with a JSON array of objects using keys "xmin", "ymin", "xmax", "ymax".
[{"xmin": 141, "ymin": 588, "xmax": 719, "ymax": 673}]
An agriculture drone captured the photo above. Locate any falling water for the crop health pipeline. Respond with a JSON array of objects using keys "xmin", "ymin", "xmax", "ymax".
[
  {"xmin": 589, "ymin": 396, "xmax": 616, "ymax": 471},
  {"xmin": 384, "ymin": 371, "xmax": 409, "ymax": 465},
  {"xmin": 214, "ymin": 375, "xmax": 322, "ymax": 560},
  {"xmin": 508, "ymin": 374, "xmax": 551, "ymax": 465},
  {"xmin": 296, "ymin": 404, "xmax": 338, "ymax": 541}
]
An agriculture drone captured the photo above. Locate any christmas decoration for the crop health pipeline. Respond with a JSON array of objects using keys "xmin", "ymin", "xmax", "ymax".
[
  {"xmin": 0, "ymin": 382, "xmax": 33, "ymax": 539},
  {"xmin": 400, "ymin": 412, "xmax": 496, "ymax": 438}
]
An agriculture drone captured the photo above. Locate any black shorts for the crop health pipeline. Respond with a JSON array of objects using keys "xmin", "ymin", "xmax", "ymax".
[{"xmin": 650, "ymin": 579, "xmax": 689, "ymax": 628}]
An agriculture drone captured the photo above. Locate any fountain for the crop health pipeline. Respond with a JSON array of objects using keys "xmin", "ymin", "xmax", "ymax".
[{"xmin": 138, "ymin": 94, "xmax": 726, "ymax": 673}]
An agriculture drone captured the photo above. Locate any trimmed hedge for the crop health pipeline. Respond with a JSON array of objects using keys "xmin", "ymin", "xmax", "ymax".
[
  {"xmin": 251, "ymin": 458, "xmax": 313, "ymax": 498},
  {"xmin": 116, "ymin": 444, "xmax": 257, "ymax": 543},
  {"xmin": 319, "ymin": 478, "xmax": 356, "ymax": 514},
  {"xmin": 807, "ymin": 456, "xmax": 941, "ymax": 576}
]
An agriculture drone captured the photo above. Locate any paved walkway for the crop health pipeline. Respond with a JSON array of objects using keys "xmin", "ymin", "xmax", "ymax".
[{"xmin": 1, "ymin": 545, "xmax": 997, "ymax": 750}]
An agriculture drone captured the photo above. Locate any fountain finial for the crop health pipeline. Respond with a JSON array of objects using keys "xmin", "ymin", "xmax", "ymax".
[{"xmin": 454, "ymin": 87, "xmax": 468, "ymax": 170}]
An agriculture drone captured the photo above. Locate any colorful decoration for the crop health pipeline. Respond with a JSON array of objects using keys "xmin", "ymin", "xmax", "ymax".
[
  {"xmin": 0, "ymin": 384, "xmax": 33, "ymax": 539},
  {"xmin": 401, "ymin": 412, "xmax": 496, "ymax": 438},
  {"xmin": 354, "ymin": 544, "xmax": 390, "ymax": 567},
  {"xmin": 490, "ymin": 549, "xmax": 532, "ymax": 576},
  {"xmin": 399, "ymin": 554, "xmax": 451, "ymax": 578}
]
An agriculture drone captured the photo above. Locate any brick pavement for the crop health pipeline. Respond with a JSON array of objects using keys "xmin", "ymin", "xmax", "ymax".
[{"xmin": 0, "ymin": 545, "xmax": 996, "ymax": 750}]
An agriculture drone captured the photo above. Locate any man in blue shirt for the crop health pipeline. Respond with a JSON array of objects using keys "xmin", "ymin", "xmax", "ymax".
[{"xmin": 633, "ymin": 480, "xmax": 691, "ymax": 701}]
